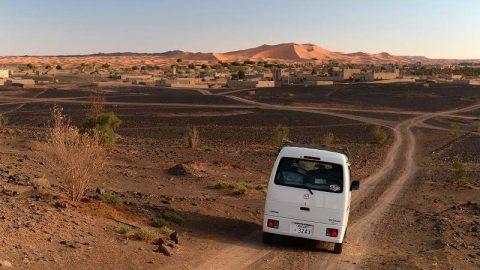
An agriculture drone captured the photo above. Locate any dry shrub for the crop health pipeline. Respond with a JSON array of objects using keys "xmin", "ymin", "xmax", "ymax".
[
  {"xmin": 0, "ymin": 114, "xmax": 7, "ymax": 128},
  {"xmin": 187, "ymin": 126, "xmax": 200, "ymax": 149},
  {"xmin": 472, "ymin": 121, "xmax": 480, "ymax": 133},
  {"xmin": 87, "ymin": 95, "xmax": 105, "ymax": 120},
  {"xmin": 323, "ymin": 132, "xmax": 334, "ymax": 146},
  {"xmin": 36, "ymin": 106, "xmax": 106, "ymax": 201},
  {"xmin": 271, "ymin": 125, "xmax": 289, "ymax": 147},
  {"xmin": 373, "ymin": 126, "xmax": 388, "ymax": 145},
  {"xmin": 452, "ymin": 155, "xmax": 466, "ymax": 185}
]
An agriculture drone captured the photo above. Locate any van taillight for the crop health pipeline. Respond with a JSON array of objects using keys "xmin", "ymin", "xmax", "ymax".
[
  {"xmin": 267, "ymin": 219, "xmax": 279, "ymax": 229},
  {"xmin": 326, "ymin": 228, "xmax": 338, "ymax": 237}
]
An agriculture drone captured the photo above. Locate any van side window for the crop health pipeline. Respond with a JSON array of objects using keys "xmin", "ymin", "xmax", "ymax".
[{"xmin": 274, "ymin": 157, "xmax": 343, "ymax": 193}]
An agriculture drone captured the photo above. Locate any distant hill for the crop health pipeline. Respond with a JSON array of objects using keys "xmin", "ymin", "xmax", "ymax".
[
  {"xmin": 154, "ymin": 43, "xmax": 479, "ymax": 64},
  {"xmin": 2, "ymin": 43, "xmax": 478, "ymax": 64}
]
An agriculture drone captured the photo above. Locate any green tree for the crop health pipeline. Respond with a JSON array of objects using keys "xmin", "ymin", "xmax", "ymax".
[
  {"xmin": 238, "ymin": 69, "xmax": 246, "ymax": 79},
  {"xmin": 56, "ymin": 65, "xmax": 62, "ymax": 70},
  {"xmin": 81, "ymin": 112, "xmax": 122, "ymax": 146},
  {"xmin": 188, "ymin": 63, "xmax": 195, "ymax": 69}
]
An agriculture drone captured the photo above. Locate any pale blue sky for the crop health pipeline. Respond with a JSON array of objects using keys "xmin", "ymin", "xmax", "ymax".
[{"xmin": 1, "ymin": 0, "xmax": 479, "ymax": 58}]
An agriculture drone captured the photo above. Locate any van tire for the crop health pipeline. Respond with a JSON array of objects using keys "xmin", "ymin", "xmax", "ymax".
[
  {"xmin": 262, "ymin": 232, "xmax": 275, "ymax": 244},
  {"xmin": 333, "ymin": 243, "xmax": 343, "ymax": 254}
]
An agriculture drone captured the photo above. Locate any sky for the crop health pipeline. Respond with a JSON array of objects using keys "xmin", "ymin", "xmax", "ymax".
[{"xmin": 1, "ymin": 0, "xmax": 479, "ymax": 58}]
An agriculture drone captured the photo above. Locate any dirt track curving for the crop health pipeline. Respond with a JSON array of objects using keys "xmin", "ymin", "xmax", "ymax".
[{"xmin": 192, "ymin": 96, "xmax": 480, "ymax": 269}]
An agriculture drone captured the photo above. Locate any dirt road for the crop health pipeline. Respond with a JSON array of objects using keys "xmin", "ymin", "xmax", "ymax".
[
  {"xmin": 193, "ymin": 96, "xmax": 480, "ymax": 269},
  {"xmin": 1, "ymin": 88, "xmax": 478, "ymax": 269}
]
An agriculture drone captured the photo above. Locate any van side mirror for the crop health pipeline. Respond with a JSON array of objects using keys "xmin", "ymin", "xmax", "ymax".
[{"xmin": 350, "ymin": 180, "xmax": 360, "ymax": 191}]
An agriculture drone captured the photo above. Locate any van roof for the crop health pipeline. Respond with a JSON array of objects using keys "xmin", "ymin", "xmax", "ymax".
[{"xmin": 279, "ymin": 141, "xmax": 351, "ymax": 159}]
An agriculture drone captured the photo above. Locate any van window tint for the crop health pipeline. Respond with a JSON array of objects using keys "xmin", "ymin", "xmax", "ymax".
[{"xmin": 274, "ymin": 157, "xmax": 343, "ymax": 193}]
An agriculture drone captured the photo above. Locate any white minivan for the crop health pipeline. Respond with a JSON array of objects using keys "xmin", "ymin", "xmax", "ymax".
[{"xmin": 262, "ymin": 144, "xmax": 360, "ymax": 254}]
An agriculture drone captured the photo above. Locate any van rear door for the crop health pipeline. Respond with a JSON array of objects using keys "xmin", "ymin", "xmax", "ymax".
[{"xmin": 265, "ymin": 157, "xmax": 347, "ymax": 226}]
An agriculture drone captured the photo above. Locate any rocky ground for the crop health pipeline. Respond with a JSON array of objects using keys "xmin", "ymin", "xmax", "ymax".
[{"xmin": 0, "ymin": 83, "xmax": 478, "ymax": 269}]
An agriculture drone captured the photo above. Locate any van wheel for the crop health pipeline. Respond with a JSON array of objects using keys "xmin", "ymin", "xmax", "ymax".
[
  {"xmin": 333, "ymin": 243, "xmax": 343, "ymax": 254},
  {"xmin": 262, "ymin": 232, "xmax": 275, "ymax": 244}
]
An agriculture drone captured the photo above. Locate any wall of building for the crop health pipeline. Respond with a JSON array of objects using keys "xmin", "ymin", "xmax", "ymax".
[
  {"xmin": 0, "ymin": 70, "xmax": 9, "ymax": 78},
  {"xmin": 374, "ymin": 69, "xmax": 399, "ymax": 80},
  {"xmin": 304, "ymin": 80, "xmax": 334, "ymax": 86},
  {"xmin": 469, "ymin": 79, "xmax": 480, "ymax": 85}
]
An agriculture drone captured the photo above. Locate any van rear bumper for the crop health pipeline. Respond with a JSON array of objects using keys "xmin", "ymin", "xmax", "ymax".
[{"xmin": 262, "ymin": 214, "xmax": 345, "ymax": 243}]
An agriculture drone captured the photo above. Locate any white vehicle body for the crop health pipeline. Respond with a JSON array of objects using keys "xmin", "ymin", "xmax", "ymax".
[{"xmin": 262, "ymin": 146, "xmax": 359, "ymax": 253}]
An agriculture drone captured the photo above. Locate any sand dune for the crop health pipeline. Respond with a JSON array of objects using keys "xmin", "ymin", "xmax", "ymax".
[{"xmin": 0, "ymin": 43, "xmax": 478, "ymax": 66}]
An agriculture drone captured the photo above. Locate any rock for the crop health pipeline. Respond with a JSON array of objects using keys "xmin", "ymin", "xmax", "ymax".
[
  {"xmin": 1, "ymin": 189, "xmax": 18, "ymax": 197},
  {"xmin": 54, "ymin": 201, "xmax": 68, "ymax": 209},
  {"xmin": 170, "ymin": 231, "xmax": 179, "ymax": 244},
  {"xmin": 168, "ymin": 164, "xmax": 190, "ymax": 176},
  {"xmin": 96, "ymin": 188, "xmax": 106, "ymax": 195},
  {"xmin": 0, "ymin": 260, "xmax": 12, "ymax": 268},
  {"xmin": 157, "ymin": 244, "xmax": 172, "ymax": 256},
  {"xmin": 60, "ymin": 240, "xmax": 80, "ymax": 248}
]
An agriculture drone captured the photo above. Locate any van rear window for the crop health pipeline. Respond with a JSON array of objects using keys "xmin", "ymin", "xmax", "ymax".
[{"xmin": 274, "ymin": 157, "xmax": 343, "ymax": 193}]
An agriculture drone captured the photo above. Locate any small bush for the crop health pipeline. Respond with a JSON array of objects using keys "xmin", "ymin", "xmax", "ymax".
[
  {"xmin": 135, "ymin": 227, "xmax": 159, "ymax": 243},
  {"xmin": 103, "ymin": 192, "xmax": 119, "ymax": 204},
  {"xmin": 373, "ymin": 127, "xmax": 388, "ymax": 145},
  {"xmin": 232, "ymin": 185, "xmax": 249, "ymax": 195},
  {"xmin": 452, "ymin": 155, "xmax": 466, "ymax": 185},
  {"xmin": 215, "ymin": 180, "xmax": 253, "ymax": 195},
  {"xmin": 162, "ymin": 210, "xmax": 184, "ymax": 224},
  {"xmin": 118, "ymin": 224, "xmax": 133, "ymax": 235},
  {"xmin": 323, "ymin": 132, "xmax": 334, "ymax": 146},
  {"xmin": 215, "ymin": 180, "xmax": 231, "ymax": 189},
  {"xmin": 0, "ymin": 114, "xmax": 8, "ymax": 128},
  {"xmin": 272, "ymin": 125, "xmax": 289, "ymax": 146},
  {"xmin": 87, "ymin": 95, "xmax": 105, "ymax": 119},
  {"xmin": 450, "ymin": 123, "xmax": 461, "ymax": 135},
  {"xmin": 187, "ymin": 126, "xmax": 200, "ymax": 149},
  {"xmin": 159, "ymin": 226, "xmax": 174, "ymax": 236},
  {"xmin": 254, "ymin": 183, "xmax": 268, "ymax": 191},
  {"xmin": 150, "ymin": 217, "xmax": 169, "ymax": 228},
  {"xmin": 81, "ymin": 112, "xmax": 121, "ymax": 146},
  {"xmin": 473, "ymin": 121, "xmax": 480, "ymax": 133}
]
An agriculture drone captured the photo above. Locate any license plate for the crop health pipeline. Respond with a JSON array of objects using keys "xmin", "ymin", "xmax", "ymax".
[{"xmin": 291, "ymin": 223, "xmax": 313, "ymax": 236}]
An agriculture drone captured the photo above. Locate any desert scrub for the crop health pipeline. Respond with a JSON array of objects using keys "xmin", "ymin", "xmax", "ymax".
[
  {"xmin": 187, "ymin": 126, "xmax": 200, "ymax": 149},
  {"xmin": 215, "ymin": 180, "xmax": 253, "ymax": 195},
  {"xmin": 135, "ymin": 227, "xmax": 159, "ymax": 243},
  {"xmin": 323, "ymin": 132, "xmax": 334, "ymax": 146},
  {"xmin": 162, "ymin": 210, "xmax": 184, "ymax": 224},
  {"xmin": 81, "ymin": 112, "xmax": 121, "ymax": 146},
  {"xmin": 103, "ymin": 192, "xmax": 119, "ymax": 204},
  {"xmin": 254, "ymin": 183, "xmax": 268, "ymax": 192},
  {"xmin": 36, "ymin": 106, "xmax": 106, "ymax": 202},
  {"xmin": 0, "ymin": 114, "xmax": 7, "ymax": 128},
  {"xmin": 118, "ymin": 223, "xmax": 133, "ymax": 235},
  {"xmin": 373, "ymin": 127, "xmax": 388, "ymax": 145},
  {"xmin": 473, "ymin": 121, "xmax": 480, "ymax": 133},
  {"xmin": 449, "ymin": 123, "xmax": 461, "ymax": 135},
  {"xmin": 159, "ymin": 226, "xmax": 174, "ymax": 236},
  {"xmin": 271, "ymin": 125, "xmax": 289, "ymax": 147},
  {"xmin": 452, "ymin": 155, "xmax": 466, "ymax": 185},
  {"xmin": 150, "ymin": 217, "xmax": 169, "ymax": 228}
]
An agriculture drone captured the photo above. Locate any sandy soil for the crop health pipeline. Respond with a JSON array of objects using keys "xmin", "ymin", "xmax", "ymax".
[{"xmin": 0, "ymin": 82, "xmax": 479, "ymax": 269}]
